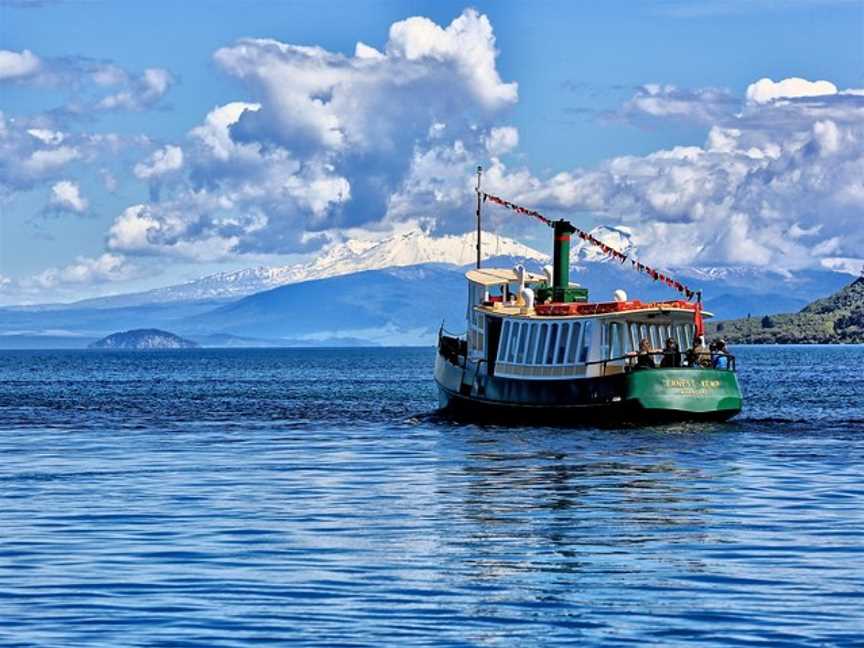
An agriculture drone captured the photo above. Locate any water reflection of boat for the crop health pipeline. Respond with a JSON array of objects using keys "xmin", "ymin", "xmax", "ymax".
[{"xmin": 434, "ymin": 172, "xmax": 742, "ymax": 423}]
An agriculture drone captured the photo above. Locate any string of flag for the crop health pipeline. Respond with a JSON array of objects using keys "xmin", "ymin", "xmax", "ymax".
[{"xmin": 481, "ymin": 192, "xmax": 699, "ymax": 301}]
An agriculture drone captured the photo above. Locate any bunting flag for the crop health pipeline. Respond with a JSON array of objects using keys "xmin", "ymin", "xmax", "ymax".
[{"xmin": 481, "ymin": 191, "xmax": 699, "ymax": 301}]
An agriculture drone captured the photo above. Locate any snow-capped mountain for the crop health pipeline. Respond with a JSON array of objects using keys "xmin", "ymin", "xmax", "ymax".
[
  {"xmin": 71, "ymin": 230, "xmax": 550, "ymax": 308},
  {"xmin": 571, "ymin": 225, "xmax": 637, "ymax": 263},
  {"xmin": 12, "ymin": 223, "xmax": 856, "ymax": 328}
]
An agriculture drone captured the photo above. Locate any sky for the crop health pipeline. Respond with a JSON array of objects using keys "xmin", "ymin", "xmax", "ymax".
[{"xmin": 0, "ymin": 0, "xmax": 862, "ymax": 304}]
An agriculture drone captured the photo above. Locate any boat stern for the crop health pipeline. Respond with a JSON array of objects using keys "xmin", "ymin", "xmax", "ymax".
[{"xmin": 625, "ymin": 368, "xmax": 742, "ymax": 420}]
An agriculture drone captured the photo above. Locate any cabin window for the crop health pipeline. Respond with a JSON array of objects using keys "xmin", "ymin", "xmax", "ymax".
[
  {"xmin": 497, "ymin": 320, "xmax": 510, "ymax": 362},
  {"xmin": 516, "ymin": 322, "xmax": 529, "ymax": 364},
  {"xmin": 579, "ymin": 320, "xmax": 593, "ymax": 362},
  {"xmin": 676, "ymin": 323, "xmax": 694, "ymax": 349},
  {"xmin": 566, "ymin": 323, "xmax": 582, "ymax": 363},
  {"xmin": 556, "ymin": 323, "xmax": 569, "ymax": 364},
  {"xmin": 506, "ymin": 322, "xmax": 516, "ymax": 363},
  {"xmin": 649, "ymin": 325, "xmax": 661, "ymax": 350},
  {"xmin": 609, "ymin": 322, "xmax": 624, "ymax": 359},
  {"xmin": 526, "ymin": 325, "xmax": 538, "ymax": 365},
  {"xmin": 493, "ymin": 318, "xmax": 600, "ymax": 372},
  {"xmin": 629, "ymin": 323, "xmax": 639, "ymax": 351},
  {"xmin": 673, "ymin": 323, "xmax": 684, "ymax": 351},
  {"xmin": 686, "ymin": 323, "xmax": 695, "ymax": 347},
  {"xmin": 510, "ymin": 323, "xmax": 523, "ymax": 363},
  {"xmin": 535, "ymin": 324, "xmax": 548, "ymax": 364},
  {"xmin": 545, "ymin": 323, "xmax": 559, "ymax": 364},
  {"xmin": 622, "ymin": 324, "xmax": 633, "ymax": 353}
]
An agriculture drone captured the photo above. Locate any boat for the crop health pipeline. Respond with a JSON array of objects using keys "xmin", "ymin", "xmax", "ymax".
[{"xmin": 434, "ymin": 171, "xmax": 743, "ymax": 423}]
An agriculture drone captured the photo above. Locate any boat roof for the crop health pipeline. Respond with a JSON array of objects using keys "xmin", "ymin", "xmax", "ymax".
[
  {"xmin": 475, "ymin": 303, "xmax": 713, "ymax": 320},
  {"xmin": 465, "ymin": 268, "xmax": 547, "ymax": 286}
]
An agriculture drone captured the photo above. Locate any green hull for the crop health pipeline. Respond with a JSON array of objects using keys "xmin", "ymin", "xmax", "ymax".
[
  {"xmin": 625, "ymin": 368, "xmax": 742, "ymax": 417},
  {"xmin": 435, "ymin": 349, "xmax": 743, "ymax": 423}
]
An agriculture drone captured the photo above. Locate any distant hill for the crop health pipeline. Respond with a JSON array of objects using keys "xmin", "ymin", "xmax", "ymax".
[
  {"xmin": 89, "ymin": 329, "xmax": 198, "ymax": 350},
  {"xmin": 707, "ymin": 277, "xmax": 864, "ymax": 344},
  {"xmin": 180, "ymin": 264, "xmax": 469, "ymax": 344}
]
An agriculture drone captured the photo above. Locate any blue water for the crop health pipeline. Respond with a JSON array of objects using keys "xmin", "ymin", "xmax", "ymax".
[{"xmin": 0, "ymin": 346, "xmax": 862, "ymax": 647}]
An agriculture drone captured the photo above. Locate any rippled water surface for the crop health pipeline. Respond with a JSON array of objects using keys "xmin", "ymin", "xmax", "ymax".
[{"xmin": 1, "ymin": 346, "xmax": 862, "ymax": 647}]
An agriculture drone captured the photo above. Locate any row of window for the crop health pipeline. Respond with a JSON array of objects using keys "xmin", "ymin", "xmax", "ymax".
[
  {"xmin": 603, "ymin": 322, "xmax": 695, "ymax": 359},
  {"xmin": 496, "ymin": 320, "xmax": 593, "ymax": 366}
]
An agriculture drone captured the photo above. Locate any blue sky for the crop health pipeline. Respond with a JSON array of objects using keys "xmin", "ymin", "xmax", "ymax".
[{"xmin": 1, "ymin": 0, "xmax": 862, "ymax": 303}]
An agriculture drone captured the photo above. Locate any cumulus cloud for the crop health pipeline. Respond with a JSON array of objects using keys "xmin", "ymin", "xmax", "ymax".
[
  {"xmin": 96, "ymin": 67, "xmax": 174, "ymax": 111},
  {"xmin": 0, "ymin": 49, "xmax": 40, "ymax": 80},
  {"xmin": 0, "ymin": 48, "xmax": 175, "ymax": 114},
  {"xmin": 622, "ymin": 84, "xmax": 737, "ymax": 124},
  {"xmin": 485, "ymin": 79, "xmax": 864, "ymax": 271},
  {"xmin": 213, "ymin": 8, "xmax": 515, "ymax": 159},
  {"xmin": 0, "ymin": 111, "xmax": 150, "ymax": 195},
  {"xmin": 485, "ymin": 126, "xmax": 519, "ymax": 155},
  {"xmin": 104, "ymin": 9, "xmax": 516, "ymax": 260},
  {"xmin": 107, "ymin": 203, "xmax": 247, "ymax": 260},
  {"xmin": 746, "ymin": 77, "xmax": 838, "ymax": 104},
  {"xmin": 48, "ymin": 180, "xmax": 88, "ymax": 212},
  {"xmin": 27, "ymin": 253, "xmax": 140, "ymax": 289},
  {"xmin": 134, "ymin": 144, "xmax": 183, "ymax": 179}
]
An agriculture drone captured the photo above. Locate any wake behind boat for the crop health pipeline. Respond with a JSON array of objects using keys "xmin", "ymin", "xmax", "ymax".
[{"xmin": 434, "ymin": 170, "xmax": 743, "ymax": 423}]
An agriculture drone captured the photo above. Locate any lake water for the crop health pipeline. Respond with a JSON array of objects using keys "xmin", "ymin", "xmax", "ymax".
[{"xmin": 0, "ymin": 346, "xmax": 862, "ymax": 646}]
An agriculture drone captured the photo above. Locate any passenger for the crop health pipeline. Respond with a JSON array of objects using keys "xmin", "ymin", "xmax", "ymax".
[
  {"xmin": 687, "ymin": 335, "xmax": 712, "ymax": 368},
  {"xmin": 712, "ymin": 339, "xmax": 730, "ymax": 369},
  {"xmin": 660, "ymin": 337, "xmax": 681, "ymax": 368},
  {"xmin": 636, "ymin": 337, "xmax": 656, "ymax": 369}
]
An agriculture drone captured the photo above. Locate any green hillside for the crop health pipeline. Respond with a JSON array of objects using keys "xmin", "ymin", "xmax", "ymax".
[{"xmin": 707, "ymin": 276, "xmax": 864, "ymax": 344}]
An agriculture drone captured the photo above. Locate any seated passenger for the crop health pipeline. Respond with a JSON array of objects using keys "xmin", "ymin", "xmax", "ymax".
[
  {"xmin": 660, "ymin": 337, "xmax": 681, "ymax": 368},
  {"xmin": 687, "ymin": 336, "xmax": 712, "ymax": 368},
  {"xmin": 712, "ymin": 339, "xmax": 730, "ymax": 369},
  {"xmin": 636, "ymin": 337, "xmax": 656, "ymax": 369}
]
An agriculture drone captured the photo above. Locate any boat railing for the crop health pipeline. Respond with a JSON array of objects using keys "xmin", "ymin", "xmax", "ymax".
[
  {"xmin": 587, "ymin": 351, "xmax": 737, "ymax": 377},
  {"xmin": 438, "ymin": 325, "xmax": 468, "ymax": 366}
]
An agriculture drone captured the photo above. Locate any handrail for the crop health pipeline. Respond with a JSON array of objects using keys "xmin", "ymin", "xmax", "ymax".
[{"xmin": 585, "ymin": 350, "xmax": 736, "ymax": 376}]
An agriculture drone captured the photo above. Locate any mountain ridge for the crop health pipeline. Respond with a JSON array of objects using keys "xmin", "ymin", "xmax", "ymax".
[
  {"xmin": 69, "ymin": 230, "xmax": 548, "ymax": 309},
  {"xmin": 708, "ymin": 277, "xmax": 864, "ymax": 344}
]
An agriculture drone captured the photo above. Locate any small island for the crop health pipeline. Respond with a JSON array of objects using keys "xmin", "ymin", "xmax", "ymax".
[
  {"xmin": 708, "ymin": 276, "xmax": 864, "ymax": 344},
  {"xmin": 88, "ymin": 328, "xmax": 199, "ymax": 350}
]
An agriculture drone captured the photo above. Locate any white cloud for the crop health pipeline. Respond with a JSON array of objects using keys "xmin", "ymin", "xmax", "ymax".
[
  {"xmin": 467, "ymin": 76, "xmax": 864, "ymax": 272},
  {"xmin": 28, "ymin": 254, "xmax": 140, "ymax": 289},
  {"xmin": 107, "ymin": 204, "xmax": 162, "ymax": 251},
  {"xmin": 0, "ymin": 50, "xmax": 175, "ymax": 115},
  {"xmin": 101, "ymin": 9, "xmax": 516, "ymax": 260},
  {"xmin": 746, "ymin": 77, "xmax": 837, "ymax": 103},
  {"xmin": 820, "ymin": 257, "xmax": 864, "ymax": 276},
  {"xmin": 385, "ymin": 11, "xmax": 517, "ymax": 108},
  {"xmin": 212, "ymin": 8, "xmax": 516, "ymax": 157},
  {"xmin": 49, "ymin": 180, "xmax": 88, "ymax": 212},
  {"xmin": 22, "ymin": 145, "xmax": 80, "ymax": 174},
  {"xmin": 107, "ymin": 202, "xmax": 245, "ymax": 260},
  {"xmin": 188, "ymin": 101, "xmax": 261, "ymax": 160},
  {"xmin": 623, "ymin": 84, "xmax": 736, "ymax": 123},
  {"xmin": 485, "ymin": 126, "xmax": 519, "ymax": 156},
  {"xmin": 134, "ymin": 144, "xmax": 184, "ymax": 179},
  {"xmin": 26, "ymin": 128, "xmax": 64, "ymax": 145},
  {"xmin": 96, "ymin": 67, "xmax": 174, "ymax": 111},
  {"xmin": 0, "ymin": 112, "xmax": 150, "ymax": 195},
  {"xmin": 0, "ymin": 49, "xmax": 40, "ymax": 80}
]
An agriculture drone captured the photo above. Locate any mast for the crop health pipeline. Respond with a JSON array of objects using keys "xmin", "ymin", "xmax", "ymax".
[{"xmin": 475, "ymin": 166, "xmax": 482, "ymax": 269}]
